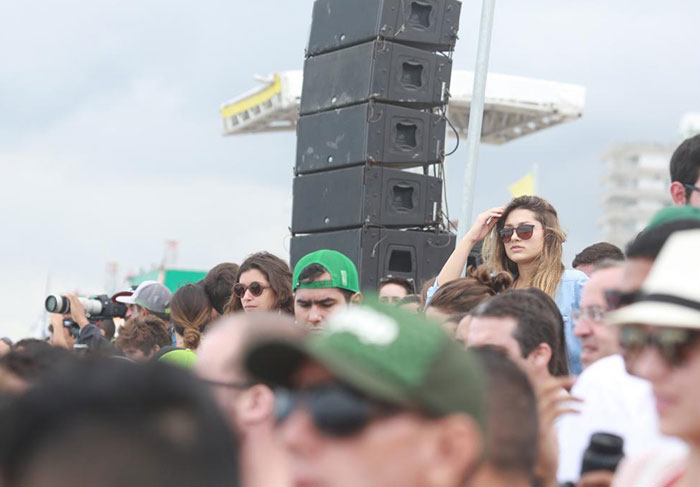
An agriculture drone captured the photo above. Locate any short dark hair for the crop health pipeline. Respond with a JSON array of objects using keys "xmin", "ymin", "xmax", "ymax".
[
  {"xmin": 12, "ymin": 339, "xmax": 53, "ymax": 355},
  {"xmin": 297, "ymin": 263, "xmax": 355, "ymax": 303},
  {"xmin": 0, "ymin": 348, "xmax": 73, "ymax": 393},
  {"xmin": 225, "ymin": 252, "xmax": 293, "ymax": 314},
  {"xmin": 201, "ymin": 263, "xmax": 240, "ymax": 315},
  {"xmin": 0, "ymin": 360, "xmax": 239, "ymax": 487},
  {"xmin": 626, "ymin": 219, "xmax": 700, "ymax": 260},
  {"xmin": 472, "ymin": 347, "xmax": 538, "ymax": 479},
  {"xmin": 572, "ymin": 242, "xmax": 624, "ymax": 268},
  {"xmin": 378, "ymin": 276, "xmax": 415, "ymax": 295},
  {"xmin": 116, "ymin": 315, "xmax": 171, "ymax": 355},
  {"xmin": 670, "ymin": 134, "xmax": 700, "ymax": 199},
  {"xmin": 471, "ymin": 289, "xmax": 569, "ymax": 376},
  {"xmin": 97, "ymin": 319, "xmax": 116, "ymax": 340}
]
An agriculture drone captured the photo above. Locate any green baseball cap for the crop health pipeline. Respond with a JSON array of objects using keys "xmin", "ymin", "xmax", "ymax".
[
  {"xmin": 244, "ymin": 300, "xmax": 486, "ymax": 426},
  {"xmin": 292, "ymin": 249, "xmax": 360, "ymax": 293},
  {"xmin": 647, "ymin": 205, "xmax": 700, "ymax": 230}
]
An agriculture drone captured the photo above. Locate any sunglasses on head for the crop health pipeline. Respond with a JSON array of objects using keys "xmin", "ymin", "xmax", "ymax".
[
  {"xmin": 274, "ymin": 383, "xmax": 397, "ymax": 437},
  {"xmin": 620, "ymin": 324, "xmax": 700, "ymax": 368},
  {"xmin": 498, "ymin": 224, "xmax": 535, "ymax": 243},
  {"xmin": 233, "ymin": 281, "xmax": 270, "ymax": 298}
]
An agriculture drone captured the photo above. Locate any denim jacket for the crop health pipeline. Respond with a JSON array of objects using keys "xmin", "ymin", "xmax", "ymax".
[{"xmin": 555, "ymin": 269, "xmax": 588, "ymax": 375}]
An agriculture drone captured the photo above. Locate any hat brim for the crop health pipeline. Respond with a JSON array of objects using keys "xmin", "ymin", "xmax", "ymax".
[
  {"xmin": 115, "ymin": 294, "xmax": 136, "ymax": 304},
  {"xmin": 245, "ymin": 338, "xmax": 411, "ymax": 408},
  {"xmin": 607, "ymin": 302, "xmax": 700, "ymax": 329}
]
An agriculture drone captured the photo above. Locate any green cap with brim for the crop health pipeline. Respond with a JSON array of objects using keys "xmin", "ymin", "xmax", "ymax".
[
  {"xmin": 157, "ymin": 348, "xmax": 197, "ymax": 368},
  {"xmin": 646, "ymin": 205, "xmax": 700, "ymax": 230},
  {"xmin": 244, "ymin": 299, "xmax": 486, "ymax": 427},
  {"xmin": 292, "ymin": 249, "xmax": 360, "ymax": 293}
]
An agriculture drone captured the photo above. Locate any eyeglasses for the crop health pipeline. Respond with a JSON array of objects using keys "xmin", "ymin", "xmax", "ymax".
[
  {"xmin": 620, "ymin": 324, "xmax": 700, "ymax": 368},
  {"xmin": 684, "ymin": 183, "xmax": 700, "ymax": 197},
  {"xmin": 233, "ymin": 281, "xmax": 270, "ymax": 298},
  {"xmin": 498, "ymin": 224, "xmax": 535, "ymax": 243},
  {"xmin": 604, "ymin": 290, "xmax": 642, "ymax": 310},
  {"xmin": 571, "ymin": 306, "xmax": 607, "ymax": 323},
  {"xmin": 274, "ymin": 384, "xmax": 396, "ymax": 437}
]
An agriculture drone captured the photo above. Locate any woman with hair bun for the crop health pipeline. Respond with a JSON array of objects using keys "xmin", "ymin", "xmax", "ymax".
[
  {"xmin": 170, "ymin": 283, "xmax": 215, "ymax": 350},
  {"xmin": 430, "ymin": 195, "xmax": 587, "ymax": 374}
]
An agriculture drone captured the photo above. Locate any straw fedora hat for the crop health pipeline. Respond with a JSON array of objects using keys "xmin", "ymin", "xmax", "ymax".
[{"xmin": 607, "ymin": 229, "xmax": 700, "ymax": 329}]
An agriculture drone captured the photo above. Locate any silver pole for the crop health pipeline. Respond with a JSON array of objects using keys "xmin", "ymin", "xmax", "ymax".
[{"xmin": 457, "ymin": 0, "xmax": 497, "ymax": 239}]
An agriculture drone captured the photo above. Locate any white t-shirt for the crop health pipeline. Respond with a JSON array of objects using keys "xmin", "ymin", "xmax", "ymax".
[{"xmin": 557, "ymin": 354, "xmax": 684, "ymax": 483}]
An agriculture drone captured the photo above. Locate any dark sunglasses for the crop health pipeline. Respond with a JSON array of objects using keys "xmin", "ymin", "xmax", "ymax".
[
  {"xmin": 620, "ymin": 324, "xmax": 700, "ymax": 368},
  {"xmin": 684, "ymin": 183, "xmax": 700, "ymax": 197},
  {"xmin": 274, "ymin": 384, "xmax": 396, "ymax": 437},
  {"xmin": 233, "ymin": 281, "xmax": 270, "ymax": 298},
  {"xmin": 604, "ymin": 290, "xmax": 642, "ymax": 310},
  {"xmin": 498, "ymin": 224, "xmax": 535, "ymax": 243}
]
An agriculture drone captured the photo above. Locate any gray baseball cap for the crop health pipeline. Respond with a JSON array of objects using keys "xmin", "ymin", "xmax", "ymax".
[{"xmin": 117, "ymin": 281, "xmax": 172, "ymax": 314}]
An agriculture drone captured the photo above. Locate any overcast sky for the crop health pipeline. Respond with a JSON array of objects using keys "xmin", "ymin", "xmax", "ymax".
[{"xmin": 1, "ymin": 0, "xmax": 698, "ymax": 339}]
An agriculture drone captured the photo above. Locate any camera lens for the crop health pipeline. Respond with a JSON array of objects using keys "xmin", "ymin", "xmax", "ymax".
[{"xmin": 45, "ymin": 295, "xmax": 69, "ymax": 314}]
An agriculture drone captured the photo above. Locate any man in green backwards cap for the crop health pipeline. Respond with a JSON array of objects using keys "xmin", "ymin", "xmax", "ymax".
[
  {"xmin": 245, "ymin": 300, "xmax": 487, "ymax": 487},
  {"xmin": 292, "ymin": 249, "xmax": 362, "ymax": 330}
]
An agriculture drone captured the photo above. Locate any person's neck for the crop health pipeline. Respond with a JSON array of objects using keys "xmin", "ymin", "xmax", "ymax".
[
  {"xmin": 240, "ymin": 427, "xmax": 290, "ymax": 487},
  {"xmin": 515, "ymin": 260, "xmax": 538, "ymax": 288},
  {"xmin": 468, "ymin": 464, "xmax": 532, "ymax": 487}
]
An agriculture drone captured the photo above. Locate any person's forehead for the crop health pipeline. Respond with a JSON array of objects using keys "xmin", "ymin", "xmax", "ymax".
[
  {"xmin": 292, "ymin": 359, "xmax": 337, "ymax": 387},
  {"xmin": 468, "ymin": 315, "xmax": 518, "ymax": 345},
  {"xmin": 239, "ymin": 268, "xmax": 269, "ymax": 284},
  {"xmin": 295, "ymin": 287, "xmax": 346, "ymax": 302},
  {"xmin": 582, "ymin": 267, "xmax": 624, "ymax": 306},
  {"xmin": 504, "ymin": 208, "xmax": 538, "ymax": 226},
  {"xmin": 379, "ymin": 282, "xmax": 408, "ymax": 296}
]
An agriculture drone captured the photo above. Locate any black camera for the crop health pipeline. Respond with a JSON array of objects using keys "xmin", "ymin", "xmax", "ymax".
[
  {"xmin": 580, "ymin": 432, "xmax": 624, "ymax": 475},
  {"xmin": 45, "ymin": 294, "xmax": 127, "ymax": 320}
]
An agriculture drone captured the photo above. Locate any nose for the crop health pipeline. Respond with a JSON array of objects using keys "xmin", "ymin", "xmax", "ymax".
[
  {"xmin": 242, "ymin": 288, "xmax": 254, "ymax": 302},
  {"xmin": 279, "ymin": 406, "xmax": 321, "ymax": 456},
  {"xmin": 308, "ymin": 306, "xmax": 324, "ymax": 325},
  {"xmin": 574, "ymin": 317, "xmax": 592, "ymax": 338},
  {"xmin": 629, "ymin": 347, "xmax": 670, "ymax": 382}
]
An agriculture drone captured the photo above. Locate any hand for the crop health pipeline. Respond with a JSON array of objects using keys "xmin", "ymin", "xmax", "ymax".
[
  {"xmin": 533, "ymin": 376, "xmax": 581, "ymax": 487},
  {"xmin": 67, "ymin": 295, "xmax": 89, "ymax": 328},
  {"xmin": 48, "ymin": 313, "xmax": 70, "ymax": 349},
  {"xmin": 464, "ymin": 206, "xmax": 504, "ymax": 244}
]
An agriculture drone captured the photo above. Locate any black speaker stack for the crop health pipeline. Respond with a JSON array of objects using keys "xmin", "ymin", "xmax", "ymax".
[{"xmin": 290, "ymin": 0, "xmax": 462, "ymax": 291}]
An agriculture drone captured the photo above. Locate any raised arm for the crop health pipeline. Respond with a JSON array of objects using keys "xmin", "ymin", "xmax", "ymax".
[{"xmin": 436, "ymin": 207, "xmax": 504, "ymax": 285}]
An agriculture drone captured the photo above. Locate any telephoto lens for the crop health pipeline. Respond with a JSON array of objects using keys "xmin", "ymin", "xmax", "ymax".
[
  {"xmin": 45, "ymin": 295, "xmax": 71, "ymax": 314},
  {"xmin": 580, "ymin": 432, "xmax": 624, "ymax": 475}
]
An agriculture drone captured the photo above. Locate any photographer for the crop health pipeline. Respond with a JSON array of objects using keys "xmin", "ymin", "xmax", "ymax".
[{"xmin": 49, "ymin": 295, "xmax": 115, "ymax": 355}]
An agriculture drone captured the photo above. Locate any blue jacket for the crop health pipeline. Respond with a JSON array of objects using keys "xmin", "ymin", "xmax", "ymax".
[{"xmin": 555, "ymin": 269, "xmax": 588, "ymax": 375}]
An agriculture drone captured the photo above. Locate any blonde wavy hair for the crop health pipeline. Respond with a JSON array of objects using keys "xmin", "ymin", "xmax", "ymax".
[{"xmin": 482, "ymin": 196, "xmax": 566, "ymax": 297}]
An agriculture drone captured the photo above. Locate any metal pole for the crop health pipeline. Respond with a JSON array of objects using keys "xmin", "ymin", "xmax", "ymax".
[{"xmin": 457, "ymin": 0, "xmax": 497, "ymax": 240}]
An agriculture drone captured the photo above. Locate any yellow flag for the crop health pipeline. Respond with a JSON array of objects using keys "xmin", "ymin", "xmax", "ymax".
[{"xmin": 508, "ymin": 172, "xmax": 536, "ymax": 197}]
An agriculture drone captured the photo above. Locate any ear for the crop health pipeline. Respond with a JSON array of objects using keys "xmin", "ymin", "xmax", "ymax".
[
  {"xmin": 670, "ymin": 181, "xmax": 687, "ymax": 205},
  {"xmin": 235, "ymin": 384, "xmax": 276, "ymax": 425},
  {"xmin": 351, "ymin": 292, "xmax": 362, "ymax": 304},
  {"xmin": 529, "ymin": 342, "xmax": 553, "ymax": 373},
  {"xmin": 424, "ymin": 415, "xmax": 484, "ymax": 487}
]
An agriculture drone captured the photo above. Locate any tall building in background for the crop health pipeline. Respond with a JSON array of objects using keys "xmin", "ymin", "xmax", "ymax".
[{"xmin": 600, "ymin": 143, "xmax": 674, "ymax": 248}]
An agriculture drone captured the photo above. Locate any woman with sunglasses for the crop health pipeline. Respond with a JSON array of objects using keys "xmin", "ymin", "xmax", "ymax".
[
  {"xmin": 432, "ymin": 195, "xmax": 587, "ymax": 374},
  {"xmin": 170, "ymin": 283, "xmax": 215, "ymax": 350},
  {"xmin": 224, "ymin": 251, "xmax": 294, "ymax": 315}
]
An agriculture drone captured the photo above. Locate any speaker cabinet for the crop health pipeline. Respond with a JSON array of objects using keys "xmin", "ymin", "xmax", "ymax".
[
  {"xmin": 300, "ymin": 40, "xmax": 452, "ymax": 115},
  {"xmin": 290, "ymin": 227, "xmax": 455, "ymax": 291},
  {"xmin": 307, "ymin": 0, "xmax": 462, "ymax": 56},
  {"xmin": 292, "ymin": 165, "xmax": 442, "ymax": 233}
]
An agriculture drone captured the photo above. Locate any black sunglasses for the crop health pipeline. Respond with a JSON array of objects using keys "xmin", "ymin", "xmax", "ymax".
[
  {"xmin": 684, "ymin": 183, "xmax": 700, "ymax": 198},
  {"xmin": 620, "ymin": 324, "xmax": 700, "ymax": 368},
  {"xmin": 604, "ymin": 290, "xmax": 642, "ymax": 310},
  {"xmin": 233, "ymin": 281, "xmax": 270, "ymax": 298},
  {"xmin": 498, "ymin": 224, "xmax": 535, "ymax": 243},
  {"xmin": 274, "ymin": 384, "xmax": 396, "ymax": 437}
]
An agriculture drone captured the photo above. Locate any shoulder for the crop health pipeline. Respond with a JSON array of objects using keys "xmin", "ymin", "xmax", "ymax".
[
  {"xmin": 560, "ymin": 269, "xmax": 588, "ymax": 285},
  {"xmin": 556, "ymin": 269, "xmax": 588, "ymax": 306}
]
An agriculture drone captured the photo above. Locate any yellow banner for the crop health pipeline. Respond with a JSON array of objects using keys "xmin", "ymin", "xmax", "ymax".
[{"xmin": 508, "ymin": 172, "xmax": 535, "ymax": 197}]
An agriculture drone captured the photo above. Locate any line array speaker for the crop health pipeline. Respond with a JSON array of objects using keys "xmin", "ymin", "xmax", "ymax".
[
  {"xmin": 300, "ymin": 40, "xmax": 452, "ymax": 116},
  {"xmin": 292, "ymin": 165, "xmax": 442, "ymax": 233},
  {"xmin": 296, "ymin": 102, "xmax": 445, "ymax": 174},
  {"xmin": 290, "ymin": 227, "xmax": 456, "ymax": 290},
  {"xmin": 307, "ymin": 0, "xmax": 462, "ymax": 56}
]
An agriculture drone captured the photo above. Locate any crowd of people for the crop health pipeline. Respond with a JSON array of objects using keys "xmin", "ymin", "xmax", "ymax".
[{"xmin": 1, "ymin": 134, "xmax": 700, "ymax": 487}]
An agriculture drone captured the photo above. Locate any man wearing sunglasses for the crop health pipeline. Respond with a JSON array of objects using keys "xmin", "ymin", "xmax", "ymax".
[
  {"xmin": 669, "ymin": 134, "xmax": 700, "ymax": 207},
  {"xmin": 244, "ymin": 302, "xmax": 487, "ymax": 487},
  {"xmin": 292, "ymin": 250, "xmax": 362, "ymax": 330},
  {"xmin": 608, "ymin": 229, "xmax": 700, "ymax": 486}
]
